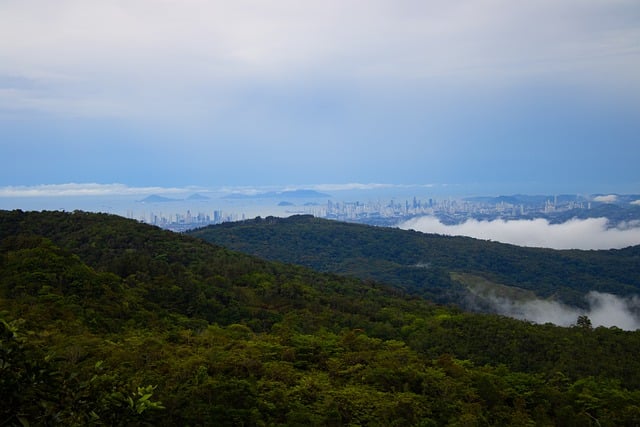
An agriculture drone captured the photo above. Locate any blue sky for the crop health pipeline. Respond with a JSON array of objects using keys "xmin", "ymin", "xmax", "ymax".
[{"xmin": 1, "ymin": 0, "xmax": 639, "ymax": 194}]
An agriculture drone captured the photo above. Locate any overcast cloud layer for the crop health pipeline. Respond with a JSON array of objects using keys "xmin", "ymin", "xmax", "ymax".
[
  {"xmin": 1, "ymin": 1, "xmax": 639, "ymax": 190},
  {"xmin": 399, "ymin": 216, "xmax": 640, "ymax": 250}
]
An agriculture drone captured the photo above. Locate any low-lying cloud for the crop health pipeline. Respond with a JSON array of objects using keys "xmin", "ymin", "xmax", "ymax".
[
  {"xmin": 311, "ymin": 183, "xmax": 413, "ymax": 192},
  {"xmin": 399, "ymin": 216, "xmax": 640, "ymax": 250},
  {"xmin": 593, "ymin": 194, "xmax": 618, "ymax": 203},
  {"xmin": 0, "ymin": 183, "xmax": 194, "ymax": 198},
  {"xmin": 476, "ymin": 291, "xmax": 640, "ymax": 331}
]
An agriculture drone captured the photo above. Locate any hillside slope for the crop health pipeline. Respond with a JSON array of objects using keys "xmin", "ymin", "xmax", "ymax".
[
  {"xmin": 2, "ymin": 210, "xmax": 640, "ymax": 425},
  {"xmin": 189, "ymin": 215, "xmax": 640, "ymax": 308}
]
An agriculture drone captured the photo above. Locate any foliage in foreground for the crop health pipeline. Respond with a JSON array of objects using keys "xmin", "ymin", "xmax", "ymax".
[{"xmin": 1, "ymin": 210, "xmax": 640, "ymax": 425}]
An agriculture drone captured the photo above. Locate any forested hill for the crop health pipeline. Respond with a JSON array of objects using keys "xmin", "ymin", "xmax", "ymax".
[
  {"xmin": 2, "ymin": 210, "xmax": 640, "ymax": 425},
  {"xmin": 188, "ymin": 215, "xmax": 640, "ymax": 307}
]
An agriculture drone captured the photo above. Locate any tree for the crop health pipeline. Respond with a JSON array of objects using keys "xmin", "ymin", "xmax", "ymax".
[{"xmin": 576, "ymin": 315, "xmax": 593, "ymax": 330}]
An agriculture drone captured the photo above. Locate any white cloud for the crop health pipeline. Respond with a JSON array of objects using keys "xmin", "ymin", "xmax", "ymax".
[
  {"xmin": 399, "ymin": 216, "xmax": 640, "ymax": 249},
  {"xmin": 593, "ymin": 194, "xmax": 618, "ymax": 203},
  {"xmin": 586, "ymin": 292, "xmax": 640, "ymax": 330},
  {"xmin": 310, "ymin": 183, "xmax": 397, "ymax": 192},
  {"xmin": 1, "ymin": 0, "xmax": 639, "ymax": 117},
  {"xmin": 1, "ymin": 182, "xmax": 418, "ymax": 198},
  {"xmin": 309, "ymin": 183, "xmax": 438, "ymax": 192},
  {"xmin": 0, "ymin": 183, "xmax": 193, "ymax": 197},
  {"xmin": 477, "ymin": 291, "xmax": 640, "ymax": 330},
  {"xmin": 217, "ymin": 183, "xmax": 438, "ymax": 194}
]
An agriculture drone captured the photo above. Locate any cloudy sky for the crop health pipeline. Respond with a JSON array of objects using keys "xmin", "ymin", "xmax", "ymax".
[{"xmin": 1, "ymin": 0, "xmax": 639, "ymax": 192}]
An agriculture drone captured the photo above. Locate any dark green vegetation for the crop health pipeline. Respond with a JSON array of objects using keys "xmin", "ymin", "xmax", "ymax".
[
  {"xmin": 189, "ymin": 215, "xmax": 640, "ymax": 308},
  {"xmin": 2, "ymin": 210, "xmax": 640, "ymax": 426}
]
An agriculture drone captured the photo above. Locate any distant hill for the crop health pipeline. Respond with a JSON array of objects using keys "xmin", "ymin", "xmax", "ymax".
[
  {"xmin": 138, "ymin": 194, "xmax": 181, "ymax": 203},
  {"xmin": 549, "ymin": 202, "xmax": 640, "ymax": 224},
  {"xmin": 186, "ymin": 192, "xmax": 210, "ymax": 200},
  {"xmin": 3, "ymin": 210, "xmax": 640, "ymax": 425},
  {"xmin": 188, "ymin": 215, "xmax": 640, "ymax": 308},
  {"xmin": 463, "ymin": 194, "xmax": 587, "ymax": 205}
]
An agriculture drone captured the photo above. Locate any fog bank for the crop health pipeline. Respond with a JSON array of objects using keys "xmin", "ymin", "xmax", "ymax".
[
  {"xmin": 476, "ymin": 291, "xmax": 640, "ymax": 331},
  {"xmin": 399, "ymin": 217, "xmax": 640, "ymax": 250}
]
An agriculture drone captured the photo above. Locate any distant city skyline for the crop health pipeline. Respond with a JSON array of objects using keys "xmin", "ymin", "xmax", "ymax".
[
  {"xmin": 1, "ymin": 181, "xmax": 639, "ymax": 248},
  {"xmin": 2, "ymin": 1, "xmax": 639, "ymax": 193}
]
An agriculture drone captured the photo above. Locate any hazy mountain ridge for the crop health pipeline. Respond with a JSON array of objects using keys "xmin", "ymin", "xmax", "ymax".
[
  {"xmin": 188, "ymin": 215, "xmax": 640, "ymax": 311},
  {"xmin": 138, "ymin": 193, "xmax": 210, "ymax": 203},
  {"xmin": 3, "ymin": 210, "xmax": 640, "ymax": 425}
]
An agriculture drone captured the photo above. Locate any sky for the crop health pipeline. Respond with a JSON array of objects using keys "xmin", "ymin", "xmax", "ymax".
[{"xmin": 1, "ymin": 0, "xmax": 640, "ymax": 193}]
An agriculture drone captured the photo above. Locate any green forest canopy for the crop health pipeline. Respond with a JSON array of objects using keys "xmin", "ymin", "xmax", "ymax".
[
  {"xmin": 1, "ymin": 210, "xmax": 640, "ymax": 426},
  {"xmin": 188, "ymin": 215, "xmax": 640, "ymax": 307}
]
